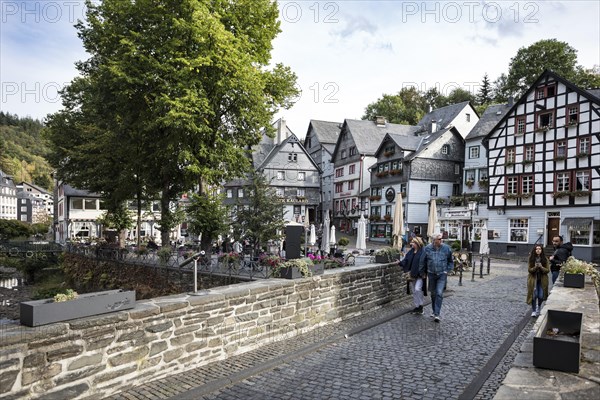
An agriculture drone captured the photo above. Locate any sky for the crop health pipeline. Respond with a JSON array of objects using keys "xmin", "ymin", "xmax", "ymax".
[{"xmin": 1, "ymin": 1, "xmax": 599, "ymax": 138}]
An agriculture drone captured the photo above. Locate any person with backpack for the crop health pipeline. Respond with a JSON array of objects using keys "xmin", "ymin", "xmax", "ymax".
[{"xmin": 549, "ymin": 235, "xmax": 573, "ymax": 284}]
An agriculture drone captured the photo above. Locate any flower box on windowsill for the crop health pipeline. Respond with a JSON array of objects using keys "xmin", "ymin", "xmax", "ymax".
[
  {"xmin": 533, "ymin": 310, "xmax": 582, "ymax": 373},
  {"xmin": 20, "ymin": 290, "xmax": 136, "ymax": 327},
  {"xmin": 552, "ymin": 191, "xmax": 570, "ymax": 199}
]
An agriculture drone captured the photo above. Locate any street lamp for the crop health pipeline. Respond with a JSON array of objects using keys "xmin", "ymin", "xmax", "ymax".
[{"xmin": 468, "ymin": 201, "xmax": 477, "ymax": 282}]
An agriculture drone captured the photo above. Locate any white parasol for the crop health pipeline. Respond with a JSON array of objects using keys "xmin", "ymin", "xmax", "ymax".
[
  {"xmin": 392, "ymin": 192, "xmax": 404, "ymax": 250},
  {"xmin": 356, "ymin": 214, "xmax": 367, "ymax": 252}
]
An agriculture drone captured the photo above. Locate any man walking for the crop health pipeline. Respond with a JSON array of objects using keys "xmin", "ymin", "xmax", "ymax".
[
  {"xmin": 419, "ymin": 233, "xmax": 453, "ymax": 323},
  {"xmin": 549, "ymin": 235, "xmax": 573, "ymax": 284}
]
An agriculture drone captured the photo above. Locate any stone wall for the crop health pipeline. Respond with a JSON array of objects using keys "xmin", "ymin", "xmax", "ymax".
[{"xmin": 0, "ymin": 262, "xmax": 406, "ymax": 399}]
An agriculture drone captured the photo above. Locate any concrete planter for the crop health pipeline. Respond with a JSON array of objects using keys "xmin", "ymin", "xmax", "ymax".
[
  {"xmin": 20, "ymin": 290, "xmax": 136, "ymax": 327},
  {"xmin": 375, "ymin": 255, "xmax": 393, "ymax": 264},
  {"xmin": 563, "ymin": 273, "xmax": 585, "ymax": 288},
  {"xmin": 533, "ymin": 309, "xmax": 582, "ymax": 373},
  {"xmin": 279, "ymin": 263, "xmax": 324, "ymax": 279}
]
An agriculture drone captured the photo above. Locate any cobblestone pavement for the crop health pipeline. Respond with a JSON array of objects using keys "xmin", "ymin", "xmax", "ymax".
[{"xmin": 106, "ymin": 258, "xmax": 533, "ymax": 400}]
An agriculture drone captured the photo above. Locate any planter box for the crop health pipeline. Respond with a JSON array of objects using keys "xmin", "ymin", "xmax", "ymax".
[
  {"xmin": 375, "ymin": 255, "xmax": 391, "ymax": 264},
  {"xmin": 533, "ymin": 309, "xmax": 582, "ymax": 373},
  {"xmin": 279, "ymin": 264, "xmax": 324, "ymax": 279},
  {"xmin": 20, "ymin": 290, "xmax": 136, "ymax": 327},
  {"xmin": 564, "ymin": 273, "xmax": 585, "ymax": 288}
]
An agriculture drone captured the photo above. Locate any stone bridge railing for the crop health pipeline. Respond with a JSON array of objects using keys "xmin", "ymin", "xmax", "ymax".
[{"xmin": 0, "ymin": 261, "xmax": 406, "ymax": 400}]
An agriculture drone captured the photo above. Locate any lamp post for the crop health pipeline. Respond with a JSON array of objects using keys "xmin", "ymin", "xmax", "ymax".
[{"xmin": 468, "ymin": 201, "xmax": 477, "ymax": 282}]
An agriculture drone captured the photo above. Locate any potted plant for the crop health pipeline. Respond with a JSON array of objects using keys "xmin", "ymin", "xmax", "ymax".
[
  {"xmin": 552, "ymin": 191, "xmax": 570, "ymax": 199},
  {"xmin": 219, "ymin": 251, "xmax": 242, "ymax": 270},
  {"xmin": 465, "ymin": 180, "xmax": 474, "ymax": 188},
  {"xmin": 478, "ymin": 179, "xmax": 488, "ymax": 188},
  {"xmin": 20, "ymin": 289, "xmax": 136, "ymax": 327},
  {"xmin": 374, "ymin": 247, "xmax": 400, "ymax": 264},
  {"xmin": 561, "ymin": 256, "xmax": 596, "ymax": 288},
  {"xmin": 277, "ymin": 257, "xmax": 323, "ymax": 279}
]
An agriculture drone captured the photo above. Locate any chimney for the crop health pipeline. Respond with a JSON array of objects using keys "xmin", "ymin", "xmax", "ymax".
[
  {"xmin": 431, "ymin": 120, "xmax": 437, "ymax": 132},
  {"xmin": 277, "ymin": 118, "xmax": 287, "ymax": 144},
  {"xmin": 375, "ymin": 116, "xmax": 386, "ymax": 127}
]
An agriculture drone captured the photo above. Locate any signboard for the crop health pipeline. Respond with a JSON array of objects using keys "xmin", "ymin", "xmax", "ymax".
[{"xmin": 385, "ymin": 188, "xmax": 395, "ymax": 202}]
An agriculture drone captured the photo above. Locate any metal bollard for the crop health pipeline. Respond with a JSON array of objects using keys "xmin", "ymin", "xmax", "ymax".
[
  {"xmin": 480, "ymin": 255, "xmax": 484, "ymax": 278},
  {"xmin": 487, "ymin": 256, "xmax": 491, "ymax": 275},
  {"xmin": 470, "ymin": 251, "xmax": 475, "ymax": 282}
]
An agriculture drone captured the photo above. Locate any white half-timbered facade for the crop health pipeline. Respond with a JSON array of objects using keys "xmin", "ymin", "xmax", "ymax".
[{"xmin": 483, "ymin": 70, "xmax": 600, "ymax": 260}]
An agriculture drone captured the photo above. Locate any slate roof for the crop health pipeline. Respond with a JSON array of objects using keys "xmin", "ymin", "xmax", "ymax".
[
  {"xmin": 417, "ymin": 101, "xmax": 471, "ymax": 133},
  {"xmin": 404, "ymin": 126, "xmax": 460, "ymax": 161},
  {"xmin": 342, "ymin": 119, "xmax": 422, "ymax": 156},
  {"xmin": 587, "ymin": 88, "xmax": 600, "ymax": 99},
  {"xmin": 308, "ymin": 120, "xmax": 341, "ymax": 145},
  {"xmin": 465, "ymin": 103, "xmax": 511, "ymax": 140},
  {"xmin": 19, "ymin": 181, "xmax": 51, "ymax": 195},
  {"xmin": 63, "ymin": 184, "xmax": 101, "ymax": 198}
]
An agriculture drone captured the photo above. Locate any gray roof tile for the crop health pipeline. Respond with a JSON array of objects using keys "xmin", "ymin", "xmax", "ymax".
[{"xmin": 465, "ymin": 103, "xmax": 510, "ymax": 140}]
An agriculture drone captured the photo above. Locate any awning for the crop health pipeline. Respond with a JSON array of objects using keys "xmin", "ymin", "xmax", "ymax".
[{"xmin": 561, "ymin": 218, "xmax": 593, "ymax": 228}]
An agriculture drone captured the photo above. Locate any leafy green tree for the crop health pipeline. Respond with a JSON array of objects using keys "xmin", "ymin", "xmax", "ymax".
[
  {"xmin": 362, "ymin": 87, "xmax": 428, "ymax": 125},
  {"xmin": 96, "ymin": 202, "xmax": 134, "ymax": 247},
  {"xmin": 492, "ymin": 73, "xmax": 511, "ymax": 103},
  {"xmin": 504, "ymin": 39, "xmax": 600, "ymax": 96},
  {"xmin": 446, "ymin": 88, "xmax": 476, "ymax": 105},
  {"xmin": 230, "ymin": 173, "xmax": 285, "ymax": 256},
  {"xmin": 186, "ymin": 191, "xmax": 229, "ymax": 253},
  {"xmin": 45, "ymin": 0, "xmax": 298, "ymax": 247},
  {"xmin": 477, "ymin": 73, "xmax": 493, "ymax": 105},
  {"xmin": 423, "ymin": 88, "xmax": 448, "ymax": 110},
  {"xmin": 0, "ymin": 219, "xmax": 31, "ymax": 240}
]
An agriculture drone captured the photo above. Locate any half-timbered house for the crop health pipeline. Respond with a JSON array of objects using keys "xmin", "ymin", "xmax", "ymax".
[{"xmin": 482, "ymin": 70, "xmax": 600, "ymax": 261}]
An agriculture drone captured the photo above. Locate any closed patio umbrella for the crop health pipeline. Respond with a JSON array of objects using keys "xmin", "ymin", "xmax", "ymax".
[
  {"xmin": 392, "ymin": 192, "xmax": 404, "ymax": 250},
  {"xmin": 330, "ymin": 225, "xmax": 336, "ymax": 246},
  {"xmin": 427, "ymin": 200, "xmax": 439, "ymax": 241},
  {"xmin": 309, "ymin": 224, "xmax": 316, "ymax": 246},
  {"xmin": 356, "ymin": 214, "xmax": 367, "ymax": 252},
  {"xmin": 479, "ymin": 222, "xmax": 490, "ymax": 255},
  {"xmin": 321, "ymin": 211, "xmax": 330, "ymax": 254}
]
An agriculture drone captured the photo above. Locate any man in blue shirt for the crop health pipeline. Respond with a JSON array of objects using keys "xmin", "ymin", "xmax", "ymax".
[{"xmin": 419, "ymin": 233, "xmax": 453, "ymax": 322}]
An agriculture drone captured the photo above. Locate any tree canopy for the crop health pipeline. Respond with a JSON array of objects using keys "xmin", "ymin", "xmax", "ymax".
[{"xmin": 45, "ymin": 0, "xmax": 298, "ymax": 245}]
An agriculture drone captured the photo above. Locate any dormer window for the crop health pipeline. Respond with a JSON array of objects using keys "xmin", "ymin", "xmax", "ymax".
[
  {"xmin": 288, "ymin": 153, "xmax": 297, "ymax": 162},
  {"xmin": 349, "ymin": 146, "xmax": 357, "ymax": 156}
]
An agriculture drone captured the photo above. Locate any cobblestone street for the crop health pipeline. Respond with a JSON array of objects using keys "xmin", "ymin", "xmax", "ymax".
[{"xmin": 107, "ymin": 258, "xmax": 534, "ymax": 400}]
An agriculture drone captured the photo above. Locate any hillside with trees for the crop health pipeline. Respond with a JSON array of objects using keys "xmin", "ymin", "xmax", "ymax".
[{"xmin": 0, "ymin": 111, "xmax": 53, "ymax": 190}]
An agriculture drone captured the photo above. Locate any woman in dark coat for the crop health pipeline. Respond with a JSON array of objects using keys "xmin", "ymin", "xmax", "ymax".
[
  {"xmin": 526, "ymin": 244, "xmax": 549, "ymax": 317},
  {"xmin": 400, "ymin": 236, "xmax": 426, "ymax": 314}
]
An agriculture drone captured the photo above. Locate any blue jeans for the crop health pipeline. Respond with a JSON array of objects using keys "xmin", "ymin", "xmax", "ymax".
[
  {"xmin": 428, "ymin": 272, "xmax": 448, "ymax": 317},
  {"xmin": 532, "ymin": 279, "xmax": 543, "ymax": 310},
  {"xmin": 551, "ymin": 270, "xmax": 559, "ymax": 284}
]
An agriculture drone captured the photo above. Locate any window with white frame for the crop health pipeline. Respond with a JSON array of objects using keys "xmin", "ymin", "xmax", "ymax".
[
  {"xmin": 469, "ymin": 146, "xmax": 479, "ymax": 159},
  {"xmin": 555, "ymin": 140, "xmax": 567, "ymax": 158},
  {"xmin": 575, "ymin": 170, "xmax": 590, "ymax": 191},
  {"xmin": 556, "ymin": 172, "xmax": 570, "ymax": 192},
  {"xmin": 71, "ymin": 198, "xmax": 83, "ymax": 209},
  {"xmin": 465, "ymin": 170, "xmax": 476, "ymax": 182},
  {"xmin": 567, "ymin": 104, "xmax": 579, "ymax": 124},
  {"xmin": 567, "ymin": 220, "xmax": 591, "ymax": 245},
  {"xmin": 524, "ymin": 145, "xmax": 535, "ymax": 162},
  {"xmin": 226, "ymin": 189, "xmax": 233, "ymax": 198},
  {"xmin": 298, "ymin": 172, "xmax": 305, "ymax": 181},
  {"xmin": 442, "ymin": 145, "xmax": 449, "ymax": 155},
  {"xmin": 506, "ymin": 147, "xmax": 516, "ymax": 164},
  {"xmin": 446, "ymin": 221, "xmax": 460, "ymax": 240},
  {"xmin": 277, "ymin": 171, "xmax": 285, "ymax": 180},
  {"xmin": 288, "ymin": 153, "xmax": 297, "ymax": 162},
  {"xmin": 578, "ymin": 136, "xmax": 590, "ymax": 155},
  {"xmin": 296, "ymin": 188, "xmax": 305, "ymax": 197},
  {"xmin": 509, "ymin": 219, "xmax": 529, "ymax": 242},
  {"xmin": 275, "ymin": 188, "xmax": 284, "ymax": 197},
  {"xmin": 521, "ymin": 175, "xmax": 533, "ymax": 195},
  {"xmin": 479, "ymin": 168, "xmax": 488, "ymax": 180},
  {"xmin": 430, "ymin": 185, "xmax": 438, "ymax": 197},
  {"xmin": 85, "ymin": 199, "xmax": 97, "ymax": 210},
  {"xmin": 466, "ymin": 113, "xmax": 471, "ymax": 122},
  {"xmin": 238, "ymin": 189, "xmax": 244, "ymax": 198},
  {"xmin": 515, "ymin": 116, "xmax": 526, "ymax": 135},
  {"xmin": 506, "ymin": 177, "xmax": 518, "ymax": 195}
]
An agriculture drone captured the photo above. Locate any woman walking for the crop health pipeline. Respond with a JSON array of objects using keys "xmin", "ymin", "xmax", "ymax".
[
  {"xmin": 400, "ymin": 236, "xmax": 426, "ymax": 314},
  {"xmin": 527, "ymin": 244, "xmax": 549, "ymax": 317}
]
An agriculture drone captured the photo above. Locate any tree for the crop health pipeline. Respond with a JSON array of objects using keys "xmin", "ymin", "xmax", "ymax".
[
  {"xmin": 477, "ymin": 73, "xmax": 493, "ymax": 105},
  {"xmin": 446, "ymin": 88, "xmax": 476, "ymax": 105},
  {"xmin": 423, "ymin": 88, "xmax": 448, "ymax": 111},
  {"xmin": 45, "ymin": 0, "xmax": 298, "ymax": 246},
  {"xmin": 362, "ymin": 87, "xmax": 428, "ymax": 125},
  {"xmin": 230, "ymin": 172, "xmax": 285, "ymax": 256},
  {"xmin": 504, "ymin": 39, "xmax": 600, "ymax": 97},
  {"xmin": 186, "ymin": 191, "xmax": 229, "ymax": 254},
  {"xmin": 492, "ymin": 73, "xmax": 511, "ymax": 103}
]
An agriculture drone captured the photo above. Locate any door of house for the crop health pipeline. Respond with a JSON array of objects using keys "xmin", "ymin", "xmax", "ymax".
[{"xmin": 547, "ymin": 217, "xmax": 561, "ymax": 246}]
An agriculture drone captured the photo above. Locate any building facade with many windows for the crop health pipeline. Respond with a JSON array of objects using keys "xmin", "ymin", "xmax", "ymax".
[{"xmin": 483, "ymin": 70, "xmax": 600, "ymax": 260}]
